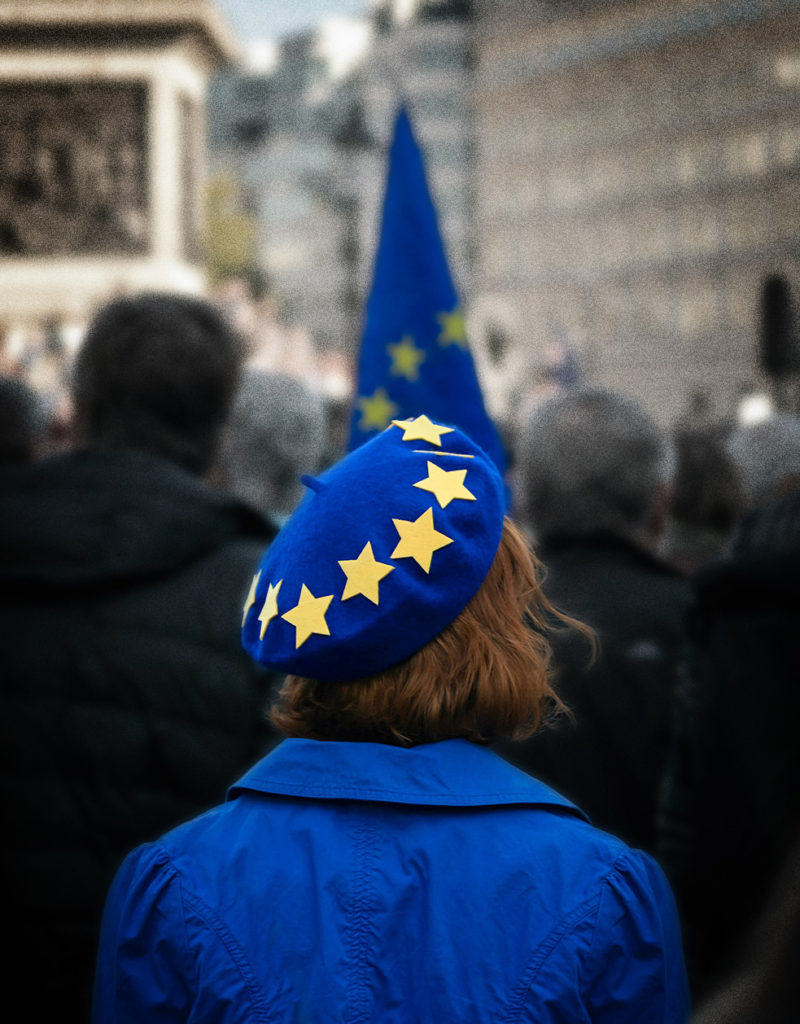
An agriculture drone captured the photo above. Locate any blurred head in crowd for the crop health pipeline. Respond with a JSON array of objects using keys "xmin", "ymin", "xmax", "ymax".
[
  {"xmin": 660, "ymin": 428, "xmax": 748, "ymax": 574},
  {"xmin": 0, "ymin": 373, "xmax": 46, "ymax": 465},
  {"xmin": 71, "ymin": 292, "xmax": 243, "ymax": 476},
  {"xmin": 221, "ymin": 368, "xmax": 326, "ymax": 526},
  {"xmin": 515, "ymin": 386, "xmax": 674, "ymax": 550},
  {"xmin": 726, "ymin": 412, "xmax": 800, "ymax": 510}
]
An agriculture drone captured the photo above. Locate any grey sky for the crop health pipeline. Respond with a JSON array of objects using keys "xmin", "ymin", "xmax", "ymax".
[{"xmin": 215, "ymin": 0, "xmax": 370, "ymax": 41}]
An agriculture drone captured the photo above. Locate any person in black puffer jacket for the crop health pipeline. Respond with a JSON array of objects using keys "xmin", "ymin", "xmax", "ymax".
[{"xmin": 0, "ymin": 293, "xmax": 281, "ymax": 1024}]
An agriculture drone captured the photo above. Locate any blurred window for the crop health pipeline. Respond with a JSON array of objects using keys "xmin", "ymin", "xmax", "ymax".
[
  {"xmin": 427, "ymin": 138, "xmax": 467, "ymax": 165},
  {"xmin": 548, "ymin": 170, "xmax": 582, "ymax": 208},
  {"xmin": 413, "ymin": 92, "xmax": 466, "ymax": 120},
  {"xmin": 235, "ymin": 77, "xmax": 271, "ymax": 105},
  {"xmin": 676, "ymin": 144, "xmax": 699, "ymax": 184},
  {"xmin": 777, "ymin": 124, "xmax": 800, "ymax": 166},
  {"xmin": 725, "ymin": 132, "xmax": 768, "ymax": 178},
  {"xmin": 413, "ymin": 40, "xmax": 467, "ymax": 70},
  {"xmin": 774, "ymin": 54, "xmax": 800, "ymax": 87}
]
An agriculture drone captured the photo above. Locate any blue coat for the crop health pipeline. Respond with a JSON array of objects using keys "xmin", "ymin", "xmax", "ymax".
[{"xmin": 94, "ymin": 739, "xmax": 689, "ymax": 1022}]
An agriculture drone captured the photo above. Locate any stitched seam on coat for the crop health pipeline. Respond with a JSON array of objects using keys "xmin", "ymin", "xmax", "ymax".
[
  {"xmin": 344, "ymin": 811, "xmax": 381, "ymax": 1024},
  {"xmin": 586, "ymin": 853, "xmax": 633, "ymax": 969},
  {"xmin": 499, "ymin": 893, "xmax": 602, "ymax": 1024},
  {"xmin": 248, "ymin": 782, "xmax": 580, "ymax": 804},
  {"xmin": 180, "ymin": 887, "xmax": 271, "ymax": 1023}
]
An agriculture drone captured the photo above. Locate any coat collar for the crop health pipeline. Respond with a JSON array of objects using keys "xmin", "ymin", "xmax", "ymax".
[{"xmin": 228, "ymin": 738, "xmax": 588, "ymax": 818}]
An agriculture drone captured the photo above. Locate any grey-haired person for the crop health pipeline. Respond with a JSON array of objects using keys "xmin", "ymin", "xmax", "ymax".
[{"xmin": 496, "ymin": 387, "xmax": 690, "ymax": 855}]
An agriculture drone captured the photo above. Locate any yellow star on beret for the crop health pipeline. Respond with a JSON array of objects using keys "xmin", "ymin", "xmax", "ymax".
[
  {"xmin": 391, "ymin": 507, "xmax": 453, "ymax": 573},
  {"xmin": 282, "ymin": 584, "xmax": 333, "ymax": 649},
  {"xmin": 339, "ymin": 542, "xmax": 394, "ymax": 604},
  {"xmin": 241, "ymin": 570, "xmax": 261, "ymax": 627},
  {"xmin": 258, "ymin": 580, "xmax": 283, "ymax": 640},
  {"xmin": 413, "ymin": 461, "xmax": 476, "ymax": 509},
  {"xmin": 391, "ymin": 414, "xmax": 454, "ymax": 447}
]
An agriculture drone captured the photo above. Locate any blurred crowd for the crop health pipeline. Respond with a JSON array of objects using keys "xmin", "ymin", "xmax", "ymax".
[{"xmin": 2, "ymin": 289, "xmax": 800, "ymax": 1022}]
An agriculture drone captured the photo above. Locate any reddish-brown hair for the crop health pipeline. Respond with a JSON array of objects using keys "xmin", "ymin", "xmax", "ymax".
[{"xmin": 270, "ymin": 516, "xmax": 591, "ymax": 746}]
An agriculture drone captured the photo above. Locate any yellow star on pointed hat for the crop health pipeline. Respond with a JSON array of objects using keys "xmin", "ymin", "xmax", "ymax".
[
  {"xmin": 339, "ymin": 542, "xmax": 394, "ymax": 604},
  {"xmin": 437, "ymin": 308, "xmax": 468, "ymax": 348},
  {"xmin": 387, "ymin": 335, "xmax": 426, "ymax": 382},
  {"xmin": 282, "ymin": 584, "xmax": 333, "ymax": 649},
  {"xmin": 391, "ymin": 414, "xmax": 454, "ymax": 447},
  {"xmin": 358, "ymin": 388, "xmax": 399, "ymax": 432},
  {"xmin": 391, "ymin": 507, "xmax": 453, "ymax": 573},
  {"xmin": 413, "ymin": 461, "xmax": 476, "ymax": 508}
]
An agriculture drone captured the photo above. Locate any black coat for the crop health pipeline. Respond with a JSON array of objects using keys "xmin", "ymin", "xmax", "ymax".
[
  {"xmin": 658, "ymin": 491, "xmax": 800, "ymax": 1000},
  {"xmin": 495, "ymin": 533, "xmax": 690, "ymax": 854},
  {"xmin": 0, "ymin": 448, "xmax": 278, "ymax": 1022}
]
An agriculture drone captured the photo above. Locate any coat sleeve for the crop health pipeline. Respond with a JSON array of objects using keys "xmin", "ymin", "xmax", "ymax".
[
  {"xmin": 584, "ymin": 850, "xmax": 691, "ymax": 1024},
  {"xmin": 92, "ymin": 844, "xmax": 193, "ymax": 1024}
]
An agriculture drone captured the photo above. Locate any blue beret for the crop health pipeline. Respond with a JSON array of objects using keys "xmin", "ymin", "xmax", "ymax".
[{"xmin": 241, "ymin": 415, "xmax": 506, "ymax": 682}]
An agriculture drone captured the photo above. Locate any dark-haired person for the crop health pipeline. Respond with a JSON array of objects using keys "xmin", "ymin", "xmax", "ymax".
[
  {"xmin": 0, "ymin": 292, "xmax": 279, "ymax": 1023},
  {"xmin": 0, "ymin": 372, "xmax": 46, "ymax": 464},
  {"xmin": 94, "ymin": 415, "xmax": 689, "ymax": 1023}
]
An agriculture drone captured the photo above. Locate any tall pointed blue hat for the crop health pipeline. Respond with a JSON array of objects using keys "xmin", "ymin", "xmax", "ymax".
[{"xmin": 241, "ymin": 416, "xmax": 505, "ymax": 682}]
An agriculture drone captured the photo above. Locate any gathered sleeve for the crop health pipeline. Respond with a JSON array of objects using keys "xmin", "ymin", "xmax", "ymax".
[
  {"xmin": 584, "ymin": 850, "xmax": 690, "ymax": 1023},
  {"xmin": 92, "ymin": 844, "xmax": 193, "ymax": 1024}
]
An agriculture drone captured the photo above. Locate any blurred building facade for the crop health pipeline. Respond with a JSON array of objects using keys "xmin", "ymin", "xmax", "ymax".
[
  {"xmin": 473, "ymin": 0, "xmax": 800, "ymax": 425},
  {"xmin": 362, "ymin": 0, "xmax": 477, "ymax": 300},
  {"xmin": 0, "ymin": 0, "xmax": 234, "ymax": 341},
  {"xmin": 209, "ymin": 26, "xmax": 372, "ymax": 359},
  {"xmin": 208, "ymin": 0, "xmax": 478, "ymax": 363}
]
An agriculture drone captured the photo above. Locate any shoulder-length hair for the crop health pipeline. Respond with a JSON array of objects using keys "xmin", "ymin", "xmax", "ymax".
[{"xmin": 270, "ymin": 517, "xmax": 591, "ymax": 746}]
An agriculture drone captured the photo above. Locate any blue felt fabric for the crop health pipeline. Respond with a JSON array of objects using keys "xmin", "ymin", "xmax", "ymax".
[{"xmin": 241, "ymin": 419, "xmax": 505, "ymax": 681}]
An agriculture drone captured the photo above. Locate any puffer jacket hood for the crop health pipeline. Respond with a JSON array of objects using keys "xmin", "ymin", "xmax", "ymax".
[{"xmin": 0, "ymin": 448, "xmax": 272, "ymax": 592}]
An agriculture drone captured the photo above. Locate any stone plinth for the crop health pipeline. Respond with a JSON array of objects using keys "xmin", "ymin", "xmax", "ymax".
[{"xmin": 0, "ymin": 0, "xmax": 237, "ymax": 329}]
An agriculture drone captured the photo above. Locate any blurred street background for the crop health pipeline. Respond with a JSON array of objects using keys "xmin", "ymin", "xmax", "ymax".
[{"xmin": 1, "ymin": 0, "xmax": 799, "ymax": 451}]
